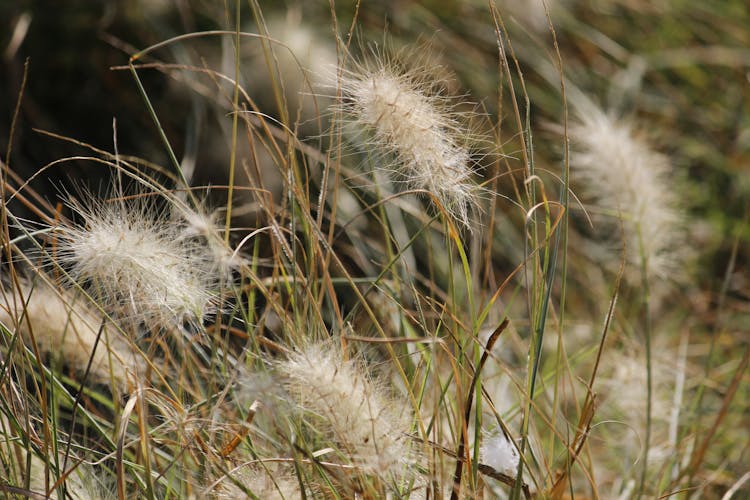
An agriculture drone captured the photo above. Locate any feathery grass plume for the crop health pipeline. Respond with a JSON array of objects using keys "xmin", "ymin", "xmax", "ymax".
[
  {"xmin": 569, "ymin": 106, "xmax": 683, "ymax": 284},
  {"xmin": 277, "ymin": 341, "xmax": 417, "ymax": 487},
  {"xmin": 335, "ymin": 47, "xmax": 481, "ymax": 227},
  {"xmin": 0, "ymin": 279, "xmax": 139, "ymax": 388},
  {"xmin": 52, "ymin": 189, "xmax": 216, "ymax": 329}
]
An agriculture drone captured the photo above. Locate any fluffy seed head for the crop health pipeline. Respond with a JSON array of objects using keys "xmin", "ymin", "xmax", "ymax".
[
  {"xmin": 0, "ymin": 279, "xmax": 139, "ymax": 388},
  {"xmin": 278, "ymin": 342, "xmax": 416, "ymax": 483},
  {"xmin": 53, "ymin": 192, "xmax": 215, "ymax": 328},
  {"xmin": 570, "ymin": 106, "xmax": 684, "ymax": 283},
  {"xmin": 337, "ymin": 56, "xmax": 480, "ymax": 227}
]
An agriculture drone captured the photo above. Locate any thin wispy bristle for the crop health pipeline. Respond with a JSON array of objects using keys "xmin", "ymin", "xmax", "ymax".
[{"xmin": 178, "ymin": 204, "xmax": 244, "ymax": 278}]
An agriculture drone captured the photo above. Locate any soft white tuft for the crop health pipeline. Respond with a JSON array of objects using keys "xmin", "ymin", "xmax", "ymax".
[
  {"xmin": 278, "ymin": 342, "xmax": 416, "ymax": 483},
  {"xmin": 337, "ymin": 57, "xmax": 480, "ymax": 227},
  {"xmin": 570, "ymin": 106, "xmax": 684, "ymax": 284},
  {"xmin": 480, "ymin": 430, "xmax": 520, "ymax": 476},
  {"xmin": 178, "ymin": 204, "xmax": 244, "ymax": 279},
  {"xmin": 53, "ymin": 193, "xmax": 216, "ymax": 328}
]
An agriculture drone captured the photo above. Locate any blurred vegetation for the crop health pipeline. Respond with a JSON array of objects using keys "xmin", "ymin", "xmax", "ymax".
[{"xmin": 3, "ymin": 0, "xmax": 749, "ymax": 252}]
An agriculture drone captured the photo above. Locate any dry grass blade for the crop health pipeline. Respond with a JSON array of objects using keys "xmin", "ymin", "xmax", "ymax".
[
  {"xmin": 450, "ymin": 318, "xmax": 509, "ymax": 499},
  {"xmin": 116, "ymin": 393, "xmax": 139, "ymax": 500}
]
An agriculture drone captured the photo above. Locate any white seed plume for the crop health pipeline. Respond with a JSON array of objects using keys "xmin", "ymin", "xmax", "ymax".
[
  {"xmin": 0, "ymin": 280, "xmax": 138, "ymax": 388},
  {"xmin": 570, "ymin": 106, "xmax": 683, "ymax": 283},
  {"xmin": 54, "ymin": 193, "xmax": 215, "ymax": 328},
  {"xmin": 278, "ymin": 342, "xmax": 415, "ymax": 482},
  {"xmin": 480, "ymin": 430, "xmax": 520, "ymax": 476},
  {"xmin": 337, "ymin": 58, "xmax": 480, "ymax": 227}
]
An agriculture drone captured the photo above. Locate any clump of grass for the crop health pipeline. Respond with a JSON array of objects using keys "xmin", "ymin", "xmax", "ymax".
[
  {"xmin": 0, "ymin": 412, "xmax": 111, "ymax": 500},
  {"xmin": 0, "ymin": 1, "xmax": 747, "ymax": 499}
]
